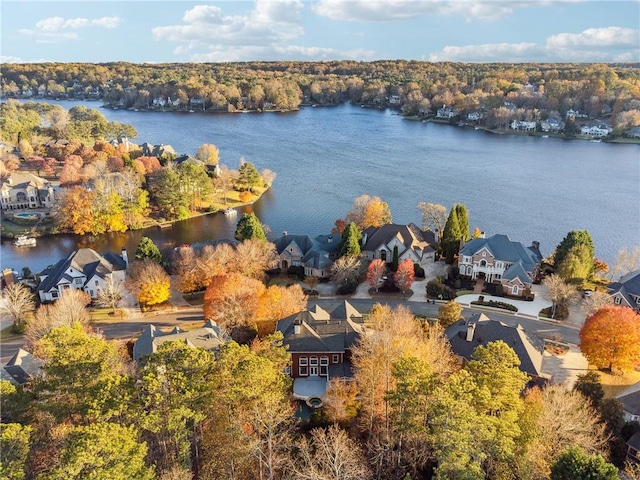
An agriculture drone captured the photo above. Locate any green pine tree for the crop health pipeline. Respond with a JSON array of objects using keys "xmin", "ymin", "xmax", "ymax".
[
  {"xmin": 135, "ymin": 236, "xmax": 163, "ymax": 263},
  {"xmin": 442, "ymin": 206, "xmax": 462, "ymax": 264},
  {"xmin": 553, "ymin": 230, "xmax": 595, "ymax": 283},
  {"xmin": 391, "ymin": 245, "xmax": 399, "ymax": 271},
  {"xmin": 455, "ymin": 204, "xmax": 469, "ymax": 242},
  {"xmin": 339, "ymin": 222, "xmax": 361, "ymax": 257},
  {"xmin": 234, "ymin": 212, "xmax": 267, "ymax": 241}
]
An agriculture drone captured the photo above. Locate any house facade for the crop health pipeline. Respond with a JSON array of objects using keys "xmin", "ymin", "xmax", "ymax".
[
  {"xmin": 616, "ymin": 381, "xmax": 640, "ymax": 423},
  {"xmin": 276, "ymin": 301, "xmax": 365, "ymax": 402},
  {"xmin": 37, "ymin": 248, "xmax": 128, "ymax": 302},
  {"xmin": 273, "ymin": 233, "xmax": 340, "ymax": 278},
  {"xmin": 607, "ymin": 270, "xmax": 640, "ymax": 311},
  {"xmin": 361, "ymin": 223, "xmax": 436, "ymax": 267},
  {"xmin": 458, "ymin": 234, "xmax": 542, "ymax": 297},
  {"xmin": 1, "ymin": 173, "xmax": 56, "ymax": 211}
]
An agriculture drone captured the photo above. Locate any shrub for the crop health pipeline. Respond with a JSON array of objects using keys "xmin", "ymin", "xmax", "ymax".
[
  {"xmin": 337, "ymin": 279, "xmax": 358, "ymax": 295},
  {"xmin": 470, "ymin": 299, "xmax": 518, "ymax": 312},
  {"xmin": 287, "ymin": 266, "xmax": 306, "ymax": 280},
  {"xmin": 413, "ymin": 263, "xmax": 425, "ymax": 278},
  {"xmin": 427, "ymin": 278, "xmax": 445, "ymax": 299}
]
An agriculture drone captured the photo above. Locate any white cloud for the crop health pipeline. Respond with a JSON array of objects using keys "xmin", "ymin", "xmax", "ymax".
[
  {"xmin": 1, "ymin": 55, "xmax": 24, "ymax": 63},
  {"xmin": 35, "ymin": 16, "xmax": 121, "ymax": 31},
  {"xmin": 312, "ymin": 0, "xmax": 522, "ymax": 22},
  {"xmin": 429, "ymin": 26, "xmax": 640, "ymax": 62},
  {"xmin": 188, "ymin": 44, "xmax": 377, "ymax": 62}
]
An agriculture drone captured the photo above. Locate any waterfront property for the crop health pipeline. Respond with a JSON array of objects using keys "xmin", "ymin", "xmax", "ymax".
[
  {"xmin": 361, "ymin": 223, "xmax": 437, "ymax": 267},
  {"xmin": 607, "ymin": 269, "xmax": 640, "ymax": 311},
  {"xmin": 276, "ymin": 301, "xmax": 365, "ymax": 403},
  {"xmin": 458, "ymin": 233, "xmax": 543, "ymax": 298},
  {"xmin": 1, "ymin": 172, "xmax": 56, "ymax": 210},
  {"xmin": 37, "ymin": 247, "xmax": 128, "ymax": 302},
  {"xmin": 273, "ymin": 233, "xmax": 340, "ymax": 278}
]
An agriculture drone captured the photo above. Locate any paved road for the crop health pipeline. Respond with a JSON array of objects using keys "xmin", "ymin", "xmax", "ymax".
[{"xmin": 0, "ymin": 298, "xmax": 581, "ymax": 364}]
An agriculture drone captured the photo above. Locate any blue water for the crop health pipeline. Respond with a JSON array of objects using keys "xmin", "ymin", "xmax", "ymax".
[{"xmin": 1, "ymin": 100, "xmax": 638, "ymax": 274}]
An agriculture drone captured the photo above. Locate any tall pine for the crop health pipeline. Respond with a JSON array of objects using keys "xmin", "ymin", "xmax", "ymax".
[
  {"xmin": 339, "ymin": 222, "xmax": 361, "ymax": 257},
  {"xmin": 442, "ymin": 207, "xmax": 462, "ymax": 264},
  {"xmin": 455, "ymin": 204, "xmax": 470, "ymax": 242},
  {"xmin": 234, "ymin": 212, "xmax": 267, "ymax": 241},
  {"xmin": 553, "ymin": 230, "xmax": 595, "ymax": 283}
]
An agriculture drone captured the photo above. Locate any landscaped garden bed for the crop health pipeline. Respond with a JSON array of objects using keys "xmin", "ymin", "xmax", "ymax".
[{"xmin": 470, "ymin": 299, "xmax": 518, "ymax": 312}]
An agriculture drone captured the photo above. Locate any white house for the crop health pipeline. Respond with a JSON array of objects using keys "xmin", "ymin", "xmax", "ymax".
[
  {"xmin": 580, "ymin": 125, "xmax": 611, "ymax": 137},
  {"xmin": 607, "ymin": 270, "xmax": 640, "ymax": 311},
  {"xmin": 616, "ymin": 381, "xmax": 640, "ymax": 423},
  {"xmin": 361, "ymin": 223, "xmax": 436, "ymax": 267},
  {"xmin": 37, "ymin": 248, "xmax": 128, "ymax": 302},
  {"xmin": 458, "ymin": 234, "xmax": 542, "ymax": 297},
  {"xmin": 1, "ymin": 173, "xmax": 56, "ymax": 211},
  {"xmin": 510, "ymin": 120, "xmax": 537, "ymax": 131},
  {"xmin": 436, "ymin": 105, "xmax": 457, "ymax": 119},
  {"xmin": 467, "ymin": 111, "xmax": 483, "ymax": 122}
]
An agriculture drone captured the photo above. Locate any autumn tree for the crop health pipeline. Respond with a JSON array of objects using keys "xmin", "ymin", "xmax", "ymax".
[
  {"xmin": 95, "ymin": 277, "xmax": 125, "ymax": 315},
  {"xmin": 53, "ymin": 186, "xmax": 96, "ymax": 234},
  {"xmin": 203, "ymin": 273, "xmax": 264, "ymax": 331},
  {"xmin": 331, "ymin": 255, "xmax": 361, "ymax": 291},
  {"xmin": 26, "ymin": 289, "xmax": 91, "ymax": 345},
  {"xmin": 235, "ymin": 212, "xmax": 267, "ymax": 241},
  {"xmin": 542, "ymin": 274, "xmax": 579, "ymax": 319},
  {"xmin": 579, "ymin": 305, "xmax": 640, "ymax": 372},
  {"xmin": 339, "ymin": 222, "xmax": 361, "ymax": 257},
  {"xmin": 553, "ymin": 230, "xmax": 595, "ymax": 283},
  {"xmin": 581, "ymin": 290, "xmax": 614, "ymax": 315},
  {"xmin": 233, "ymin": 239, "xmax": 278, "ymax": 280},
  {"xmin": 135, "ymin": 236, "xmax": 163, "ymax": 264},
  {"xmin": 127, "ymin": 259, "xmax": 171, "ymax": 308},
  {"xmin": 0, "ymin": 283, "xmax": 35, "ymax": 333},
  {"xmin": 261, "ymin": 168, "xmax": 276, "ymax": 186},
  {"xmin": 367, "ymin": 259, "xmax": 387, "ymax": 292},
  {"xmin": 438, "ymin": 300, "xmax": 463, "ymax": 328},
  {"xmin": 290, "ymin": 424, "xmax": 372, "ymax": 480},
  {"xmin": 609, "ymin": 245, "xmax": 640, "ymax": 280},
  {"xmin": 394, "ymin": 258, "xmax": 415, "ymax": 297},
  {"xmin": 256, "ymin": 284, "xmax": 307, "ymax": 335},
  {"xmin": 0, "ymin": 423, "xmax": 32, "ymax": 480},
  {"xmin": 417, "ymin": 202, "xmax": 447, "ymax": 242},
  {"xmin": 195, "ymin": 143, "xmax": 219, "ymax": 165},
  {"xmin": 345, "ymin": 194, "xmax": 392, "ymax": 230}
]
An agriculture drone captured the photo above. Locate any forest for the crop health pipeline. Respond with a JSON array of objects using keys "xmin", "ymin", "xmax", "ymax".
[{"xmin": 2, "ymin": 61, "xmax": 640, "ymax": 135}]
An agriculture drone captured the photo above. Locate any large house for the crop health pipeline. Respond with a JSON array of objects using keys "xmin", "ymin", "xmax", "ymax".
[
  {"xmin": 458, "ymin": 234, "xmax": 542, "ymax": 297},
  {"xmin": 616, "ymin": 381, "xmax": 640, "ymax": 423},
  {"xmin": 276, "ymin": 301, "xmax": 365, "ymax": 404},
  {"xmin": 37, "ymin": 248, "xmax": 128, "ymax": 302},
  {"xmin": 446, "ymin": 313, "xmax": 548, "ymax": 385},
  {"xmin": 132, "ymin": 320, "xmax": 226, "ymax": 362},
  {"xmin": 361, "ymin": 223, "xmax": 436, "ymax": 267},
  {"xmin": 1, "ymin": 172, "xmax": 56, "ymax": 211},
  {"xmin": 607, "ymin": 270, "xmax": 640, "ymax": 311},
  {"xmin": 273, "ymin": 233, "xmax": 340, "ymax": 278}
]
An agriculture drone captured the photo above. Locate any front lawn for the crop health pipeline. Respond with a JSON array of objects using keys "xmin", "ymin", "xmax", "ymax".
[{"xmin": 597, "ymin": 369, "xmax": 640, "ymax": 398}]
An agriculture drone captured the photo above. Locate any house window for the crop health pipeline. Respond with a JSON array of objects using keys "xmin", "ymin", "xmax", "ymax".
[
  {"xmin": 309, "ymin": 366, "xmax": 318, "ymax": 376},
  {"xmin": 380, "ymin": 251, "xmax": 387, "ymax": 261},
  {"xmin": 299, "ymin": 356, "xmax": 308, "ymax": 366},
  {"xmin": 482, "ymin": 251, "xmax": 486, "ymax": 257},
  {"xmin": 299, "ymin": 366, "xmax": 308, "ymax": 376},
  {"xmin": 494, "ymin": 274, "xmax": 501, "ymax": 280},
  {"xmin": 320, "ymin": 366, "xmax": 328, "ymax": 376},
  {"xmin": 320, "ymin": 356, "xmax": 329, "ymax": 366},
  {"xmin": 333, "ymin": 354, "xmax": 339, "ymax": 363},
  {"xmin": 480, "ymin": 260, "xmax": 486, "ymax": 267},
  {"xmin": 75, "ymin": 278, "xmax": 83, "ymax": 285},
  {"xmin": 512, "ymin": 285, "xmax": 519, "ymax": 295},
  {"xmin": 95, "ymin": 280, "xmax": 99, "ymax": 286},
  {"xmin": 310, "ymin": 356, "xmax": 318, "ymax": 366},
  {"xmin": 614, "ymin": 297, "xmax": 621, "ymax": 304},
  {"xmin": 496, "ymin": 261, "xmax": 502, "ymax": 268},
  {"xmin": 51, "ymin": 291, "xmax": 58, "ymax": 298}
]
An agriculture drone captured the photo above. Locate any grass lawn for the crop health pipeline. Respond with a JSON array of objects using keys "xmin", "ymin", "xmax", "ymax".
[
  {"xmin": 89, "ymin": 307, "xmax": 130, "ymax": 324},
  {"xmin": 596, "ymin": 369, "xmax": 640, "ymax": 398}
]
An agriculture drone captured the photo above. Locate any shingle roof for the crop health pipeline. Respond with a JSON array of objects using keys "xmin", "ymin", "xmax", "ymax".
[
  {"xmin": 459, "ymin": 234, "xmax": 540, "ymax": 273},
  {"xmin": 133, "ymin": 320, "xmax": 225, "ymax": 361},
  {"xmin": 273, "ymin": 234, "xmax": 339, "ymax": 271},
  {"xmin": 1, "ymin": 172, "xmax": 51, "ymax": 192},
  {"xmin": 502, "ymin": 261, "xmax": 531, "ymax": 283},
  {"xmin": 445, "ymin": 313, "xmax": 545, "ymax": 378},
  {"xmin": 2, "ymin": 348, "xmax": 44, "ymax": 385},
  {"xmin": 617, "ymin": 381, "xmax": 640, "ymax": 416},
  {"xmin": 362, "ymin": 223, "xmax": 436, "ymax": 258},
  {"xmin": 276, "ymin": 301, "xmax": 365, "ymax": 354},
  {"xmin": 608, "ymin": 270, "xmax": 640, "ymax": 307}
]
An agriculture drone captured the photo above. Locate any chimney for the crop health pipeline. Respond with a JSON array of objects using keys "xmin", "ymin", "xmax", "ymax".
[
  {"xmin": 283, "ymin": 231, "xmax": 288, "ymax": 236},
  {"xmin": 293, "ymin": 317, "xmax": 301, "ymax": 335},
  {"xmin": 121, "ymin": 247, "xmax": 128, "ymax": 268},
  {"xmin": 479, "ymin": 231, "xmax": 485, "ymax": 238},
  {"xmin": 466, "ymin": 323, "xmax": 475, "ymax": 342},
  {"xmin": 327, "ymin": 235, "xmax": 332, "ymax": 243},
  {"xmin": 362, "ymin": 232, "xmax": 368, "ymax": 245},
  {"xmin": 531, "ymin": 241, "xmax": 540, "ymax": 250}
]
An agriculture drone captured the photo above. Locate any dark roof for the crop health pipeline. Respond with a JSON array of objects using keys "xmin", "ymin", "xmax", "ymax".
[
  {"xmin": 445, "ymin": 313, "xmax": 545, "ymax": 378},
  {"xmin": 273, "ymin": 234, "xmax": 339, "ymax": 271},
  {"xmin": 608, "ymin": 270, "xmax": 640, "ymax": 307},
  {"xmin": 617, "ymin": 381, "xmax": 640, "ymax": 416},
  {"xmin": 3, "ymin": 348, "xmax": 44, "ymax": 385},
  {"xmin": 628, "ymin": 431, "xmax": 640, "ymax": 450},
  {"xmin": 276, "ymin": 301, "xmax": 365, "ymax": 354},
  {"xmin": 38, "ymin": 248, "xmax": 126, "ymax": 294},
  {"xmin": 361, "ymin": 223, "xmax": 436, "ymax": 258},
  {"xmin": 133, "ymin": 320, "xmax": 225, "ymax": 361},
  {"xmin": 459, "ymin": 234, "xmax": 540, "ymax": 273},
  {"xmin": 502, "ymin": 261, "xmax": 530, "ymax": 283}
]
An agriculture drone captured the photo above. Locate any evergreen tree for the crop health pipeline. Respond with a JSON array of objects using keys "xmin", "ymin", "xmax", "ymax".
[
  {"xmin": 553, "ymin": 230, "xmax": 595, "ymax": 283},
  {"xmin": 442, "ymin": 206, "xmax": 462, "ymax": 264},
  {"xmin": 238, "ymin": 162, "xmax": 262, "ymax": 191},
  {"xmin": 135, "ymin": 236, "xmax": 163, "ymax": 263},
  {"xmin": 234, "ymin": 212, "xmax": 267, "ymax": 241},
  {"xmin": 550, "ymin": 447, "xmax": 618, "ymax": 480},
  {"xmin": 391, "ymin": 245, "xmax": 399, "ymax": 271},
  {"xmin": 339, "ymin": 222, "xmax": 361, "ymax": 257},
  {"xmin": 455, "ymin": 203, "xmax": 470, "ymax": 242}
]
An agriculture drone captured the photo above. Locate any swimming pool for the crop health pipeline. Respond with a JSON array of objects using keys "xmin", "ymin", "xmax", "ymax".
[{"xmin": 13, "ymin": 212, "xmax": 41, "ymax": 220}]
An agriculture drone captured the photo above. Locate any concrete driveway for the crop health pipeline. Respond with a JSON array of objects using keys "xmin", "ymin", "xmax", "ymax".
[{"xmin": 455, "ymin": 283, "xmax": 552, "ymax": 320}]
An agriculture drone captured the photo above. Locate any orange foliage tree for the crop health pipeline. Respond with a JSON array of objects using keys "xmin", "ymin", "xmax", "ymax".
[
  {"xmin": 255, "ymin": 284, "xmax": 307, "ymax": 335},
  {"xmin": 346, "ymin": 194, "xmax": 392, "ymax": 231},
  {"xmin": 394, "ymin": 258, "xmax": 415, "ymax": 297},
  {"xmin": 579, "ymin": 305, "xmax": 640, "ymax": 372},
  {"xmin": 53, "ymin": 186, "xmax": 96, "ymax": 235},
  {"xmin": 203, "ymin": 273, "xmax": 265, "ymax": 329}
]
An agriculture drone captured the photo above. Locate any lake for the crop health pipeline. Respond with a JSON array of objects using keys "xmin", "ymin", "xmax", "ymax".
[{"xmin": 1, "ymin": 100, "xmax": 638, "ymax": 274}]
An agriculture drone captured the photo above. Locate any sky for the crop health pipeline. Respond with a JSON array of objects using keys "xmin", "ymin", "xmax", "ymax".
[{"xmin": 1, "ymin": 0, "xmax": 639, "ymax": 64}]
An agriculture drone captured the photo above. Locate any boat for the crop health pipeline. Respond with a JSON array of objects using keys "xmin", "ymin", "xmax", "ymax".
[
  {"xmin": 223, "ymin": 208, "xmax": 236, "ymax": 216},
  {"xmin": 14, "ymin": 235, "xmax": 36, "ymax": 247},
  {"xmin": 590, "ymin": 139, "xmax": 602, "ymax": 143},
  {"xmin": 189, "ymin": 109, "xmax": 195, "ymax": 113},
  {"xmin": 542, "ymin": 134, "xmax": 549, "ymax": 138}
]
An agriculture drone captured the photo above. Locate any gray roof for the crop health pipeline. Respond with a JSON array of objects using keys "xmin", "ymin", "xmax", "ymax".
[
  {"xmin": 38, "ymin": 248, "xmax": 126, "ymax": 295},
  {"xmin": 445, "ymin": 313, "xmax": 545, "ymax": 378},
  {"xmin": 276, "ymin": 301, "xmax": 365, "ymax": 354},
  {"xmin": 2, "ymin": 348, "xmax": 44, "ymax": 385},
  {"xmin": 133, "ymin": 320, "xmax": 225, "ymax": 361},
  {"xmin": 617, "ymin": 381, "xmax": 640, "ymax": 416},
  {"xmin": 362, "ymin": 223, "xmax": 436, "ymax": 258},
  {"xmin": 459, "ymin": 234, "xmax": 540, "ymax": 273},
  {"xmin": 273, "ymin": 233, "xmax": 339, "ymax": 271},
  {"xmin": 502, "ymin": 261, "xmax": 531, "ymax": 283},
  {"xmin": 608, "ymin": 270, "xmax": 640, "ymax": 307},
  {"xmin": 628, "ymin": 431, "xmax": 640, "ymax": 451}
]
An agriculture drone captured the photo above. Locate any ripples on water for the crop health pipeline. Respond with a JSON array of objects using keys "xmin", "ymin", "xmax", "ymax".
[{"xmin": 1, "ymin": 101, "xmax": 638, "ymax": 273}]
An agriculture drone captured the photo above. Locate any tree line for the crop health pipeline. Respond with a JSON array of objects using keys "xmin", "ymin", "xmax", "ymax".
[{"xmin": 2, "ymin": 61, "xmax": 639, "ymax": 134}]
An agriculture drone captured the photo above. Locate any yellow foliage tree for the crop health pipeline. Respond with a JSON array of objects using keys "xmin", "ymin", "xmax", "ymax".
[{"xmin": 127, "ymin": 260, "xmax": 171, "ymax": 308}]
